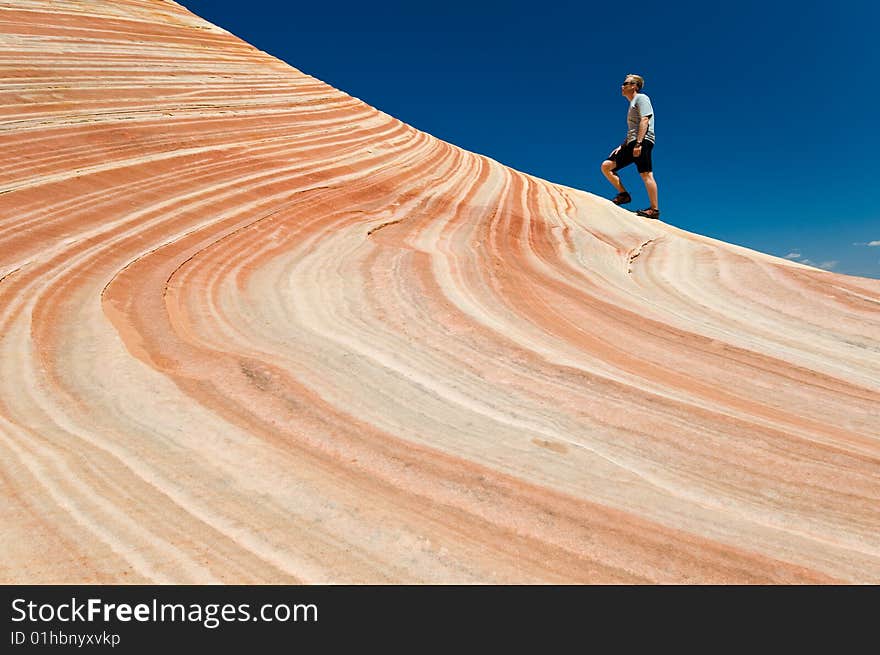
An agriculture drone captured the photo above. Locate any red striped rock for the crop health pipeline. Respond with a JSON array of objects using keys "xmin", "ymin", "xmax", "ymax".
[{"xmin": 1, "ymin": 0, "xmax": 878, "ymax": 583}]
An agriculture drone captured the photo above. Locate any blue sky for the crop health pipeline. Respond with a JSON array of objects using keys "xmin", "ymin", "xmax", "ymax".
[{"xmin": 179, "ymin": 0, "xmax": 880, "ymax": 279}]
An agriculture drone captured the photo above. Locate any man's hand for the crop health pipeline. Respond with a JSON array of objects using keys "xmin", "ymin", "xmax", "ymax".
[{"xmin": 633, "ymin": 144, "xmax": 642, "ymax": 157}]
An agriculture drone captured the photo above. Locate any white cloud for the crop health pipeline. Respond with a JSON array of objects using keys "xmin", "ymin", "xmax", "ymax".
[
  {"xmin": 798, "ymin": 259, "xmax": 837, "ymax": 271},
  {"xmin": 784, "ymin": 252, "xmax": 801, "ymax": 259},
  {"xmin": 800, "ymin": 259, "xmax": 838, "ymax": 271},
  {"xmin": 869, "ymin": 241, "xmax": 880, "ymax": 247},
  {"xmin": 853, "ymin": 240, "xmax": 880, "ymax": 246}
]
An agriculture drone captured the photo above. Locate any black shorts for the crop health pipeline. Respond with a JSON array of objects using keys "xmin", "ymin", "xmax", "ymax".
[{"xmin": 607, "ymin": 140, "xmax": 654, "ymax": 173}]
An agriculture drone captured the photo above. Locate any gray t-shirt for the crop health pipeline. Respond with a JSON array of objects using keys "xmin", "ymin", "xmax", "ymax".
[{"xmin": 626, "ymin": 93, "xmax": 655, "ymax": 144}]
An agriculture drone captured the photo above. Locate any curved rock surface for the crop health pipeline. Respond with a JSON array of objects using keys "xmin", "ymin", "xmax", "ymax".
[{"xmin": 1, "ymin": 0, "xmax": 878, "ymax": 583}]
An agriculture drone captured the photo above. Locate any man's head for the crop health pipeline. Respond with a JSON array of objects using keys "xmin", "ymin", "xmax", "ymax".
[{"xmin": 621, "ymin": 74, "xmax": 644, "ymax": 98}]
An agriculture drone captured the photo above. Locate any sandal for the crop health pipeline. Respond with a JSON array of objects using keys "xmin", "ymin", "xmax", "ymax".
[
  {"xmin": 636, "ymin": 207, "xmax": 661, "ymax": 220},
  {"xmin": 611, "ymin": 191, "xmax": 631, "ymax": 205}
]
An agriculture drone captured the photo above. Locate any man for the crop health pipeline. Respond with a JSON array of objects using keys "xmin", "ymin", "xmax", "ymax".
[{"xmin": 601, "ymin": 74, "xmax": 660, "ymax": 219}]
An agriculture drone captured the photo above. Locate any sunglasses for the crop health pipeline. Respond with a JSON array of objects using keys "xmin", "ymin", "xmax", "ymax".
[{"xmin": 621, "ymin": 81, "xmax": 638, "ymax": 86}]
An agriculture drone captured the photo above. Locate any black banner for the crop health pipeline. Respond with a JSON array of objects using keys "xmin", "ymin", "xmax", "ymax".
[{"xmin": 1, "ymin": 585, "xmax": 871, "ymax": 650}]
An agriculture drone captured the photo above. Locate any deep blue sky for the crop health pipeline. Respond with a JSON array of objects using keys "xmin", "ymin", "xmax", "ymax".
[{"xmin": 179, "ymin": 0, "xmax": 879, "ymax": 279}]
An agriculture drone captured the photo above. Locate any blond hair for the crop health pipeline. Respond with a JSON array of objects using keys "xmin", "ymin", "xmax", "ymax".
[{"xmin": 625, "ymin": 74, "xmax": 645, "ymax": 91}]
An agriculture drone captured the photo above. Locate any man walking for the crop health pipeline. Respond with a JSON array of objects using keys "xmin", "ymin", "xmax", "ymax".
[{"xmin": 601, "ymin": 74, "xmax": 660, "ymax": 219}]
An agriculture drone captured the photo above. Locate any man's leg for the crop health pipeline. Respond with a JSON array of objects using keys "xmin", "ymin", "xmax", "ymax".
[
  {"xmin": 602, "ymin": 160, "xmax": 626, "ymax": 193},
  {"xmin": 640, "ymin": 171, "xmax": 658, "ymax": 210}
]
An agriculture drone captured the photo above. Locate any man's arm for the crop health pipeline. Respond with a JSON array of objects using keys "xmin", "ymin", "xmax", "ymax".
[
  {"xmin": 633, "ymin": 94, "xmax": 653, "ymax": 153},
  {"xmin": 633, "ymin": 116, "xmax": 650, "ymax": 153},
  {"xmin": 636, "ymin": 116, "xmax": 650, "ymax": 144}
]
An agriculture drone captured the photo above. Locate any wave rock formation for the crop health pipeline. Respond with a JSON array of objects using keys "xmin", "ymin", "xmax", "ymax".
[{"xmin": 1, "ymin": 0, "xmax": 878, "ymax": 584}]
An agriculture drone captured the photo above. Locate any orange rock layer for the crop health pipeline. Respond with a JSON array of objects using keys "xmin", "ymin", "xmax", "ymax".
[{"xmin": 1, "ymin": 1, "xmax": 878, "ymax": 583}]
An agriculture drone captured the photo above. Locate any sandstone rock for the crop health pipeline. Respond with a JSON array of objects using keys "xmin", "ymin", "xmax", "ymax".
[{"xmin": 0, "ymin": 0, "xmax": 877, "ymax": 583}]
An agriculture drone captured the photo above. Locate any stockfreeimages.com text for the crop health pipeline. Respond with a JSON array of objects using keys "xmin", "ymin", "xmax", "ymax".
[{"xmin": 11, "ymin": 597, "xmax": 317, "ymax": 630}]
